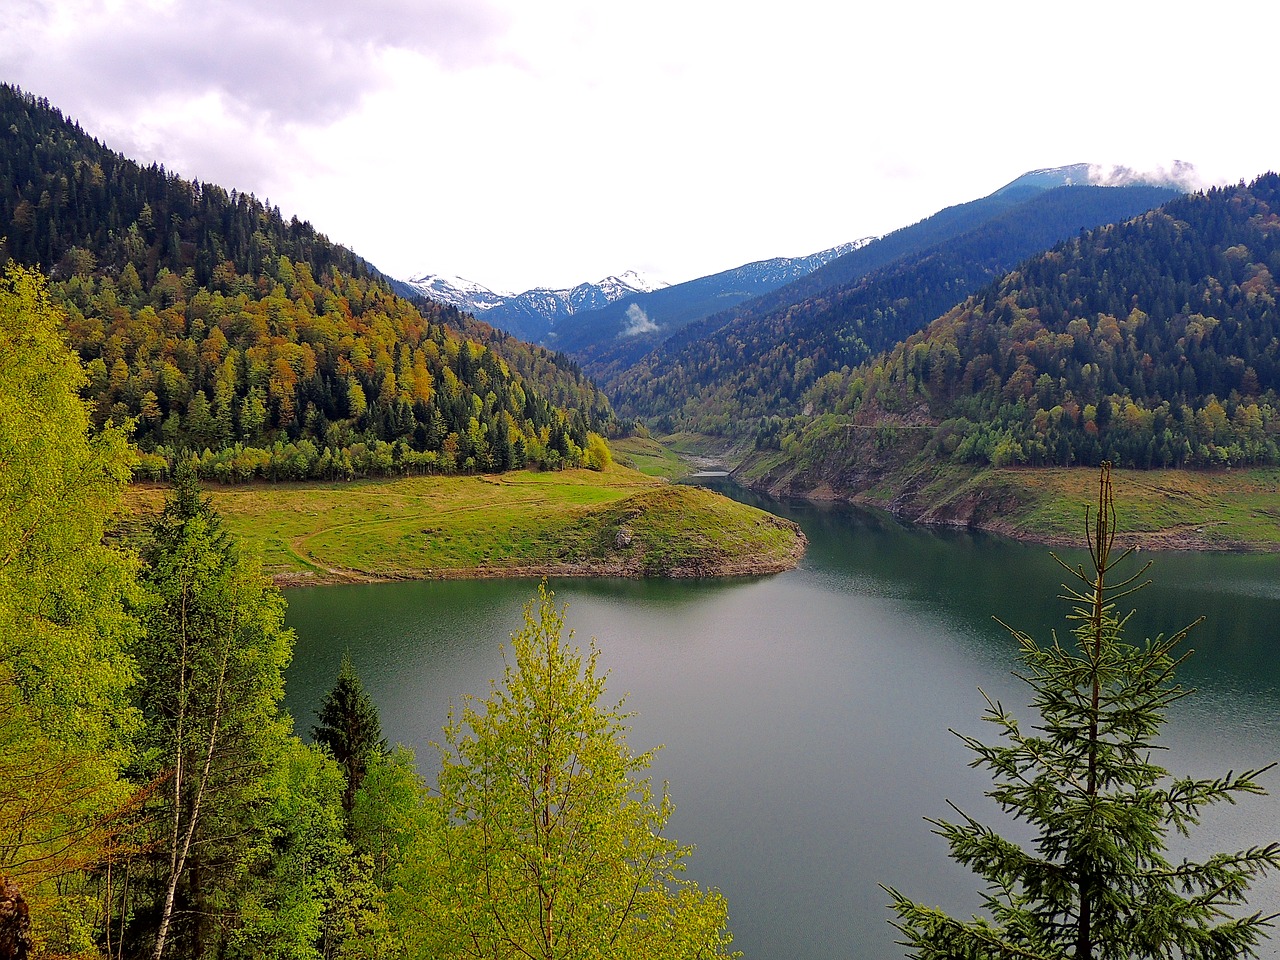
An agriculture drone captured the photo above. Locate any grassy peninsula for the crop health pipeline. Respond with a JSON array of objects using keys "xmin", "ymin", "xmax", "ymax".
[{"xmin": 124, "ymin": 466, "xmax": 806, "ymax": 584}]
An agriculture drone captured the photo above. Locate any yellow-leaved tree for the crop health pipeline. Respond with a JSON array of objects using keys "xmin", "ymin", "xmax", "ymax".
[
  {"xmin": 394, "ymin": 585, "xmax": 736, "ymax": 960},
  {"xmin": 0, "ymin": 264, "xmax": 140, "ymax": 955}
]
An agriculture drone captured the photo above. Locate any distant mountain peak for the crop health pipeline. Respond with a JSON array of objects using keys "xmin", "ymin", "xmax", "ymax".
[
  {"xmin": 996, "ymin": 161, "xmax": 1203, "ymax": 196},
  {"xmin": 403, "ymin": 273, "xmax": 510, "ymax": 312},
  {"xmin": 401, "ymin": 268, "xmax": 670, "ymax": 342},
  {"xmin": 603, "ymin": 269, "xmax": 668, "ymax": 294}
]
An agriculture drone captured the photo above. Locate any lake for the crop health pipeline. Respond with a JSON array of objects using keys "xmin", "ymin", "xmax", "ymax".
[{"xmin": 282, "ymin": 485, "xmax": 1280, "ymax": 960}]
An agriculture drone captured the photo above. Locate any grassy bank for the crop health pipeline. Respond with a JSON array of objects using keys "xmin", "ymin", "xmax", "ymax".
[
  {"xmin": 124, "ymin": 466, "xmax": 806, "ymax": 584},
  {"xmin": 729, "ymin": 416, "xmax": 1280, "ymax": 551},
  {"xmin": 978, "ymin": 467, "xmax": 1280, "ymax": 549},
  {"xmin": 831, "ymin": 461, "xmax": 1280, "ymax": 551}
]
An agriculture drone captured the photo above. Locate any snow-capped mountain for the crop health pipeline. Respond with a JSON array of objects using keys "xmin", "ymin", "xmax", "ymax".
[
  {"xmin": 995, "ymin": 161, "xmax": 1204, "ymax": 196},
  {"xmin": 548, "ymin": 240, "xmax": 875, "ymax": 358},
  {"xmin": 403, "ymin": 273, "xmax": 512, "ymax": 314},
  {"xmin": 402, "ymin": 270, "xmax": 669, "ymax": 343},
  {"xmin": 722, "ymin": 239, "xmax": 874, "ymax": 287}
]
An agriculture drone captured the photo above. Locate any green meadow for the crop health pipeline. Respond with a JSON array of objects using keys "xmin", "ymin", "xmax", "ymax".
[{"xmin": 125, "ymin": 466, "xmax": 805, "ymax": 583}]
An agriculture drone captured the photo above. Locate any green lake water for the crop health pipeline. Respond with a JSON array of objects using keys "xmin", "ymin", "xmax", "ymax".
[{"xmin": 283, "ymin": 487, "xmax": 1280, "ymax": 960}]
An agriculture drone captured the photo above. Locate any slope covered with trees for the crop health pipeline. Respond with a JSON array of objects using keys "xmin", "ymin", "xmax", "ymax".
[
  {"xmin": 604, "ymin": 185, "xmax": 1179, "ymax": 434},
  {"xmin": 799, "ymin": 174, "xmax": 1280, "ymax": 472},
  {"xmin": 0, "ymin": 84, "xmax": 614, "ymax": 479}
]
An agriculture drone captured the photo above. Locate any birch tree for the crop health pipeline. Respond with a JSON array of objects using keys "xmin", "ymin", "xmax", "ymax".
[
  {"xmin": 137, "ymin": 469, "xmax": 292, "ymax": 959},
  {"xmin": 397, "ymin": 585, "xmax": 735, "ymax": 960}
]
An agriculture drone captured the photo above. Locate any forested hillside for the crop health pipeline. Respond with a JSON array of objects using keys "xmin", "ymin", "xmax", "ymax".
[
  {"xmin": 0, "ymin": 84, "xmax": 614, "ymax": 479},
  {"xmin": 605, "ymin": 184, "xmax": 1178, "ymax": 433},
  {"xmin": 0, "ymin": 263, "xmax": 733, "ymax": 959},
  {"xmin": 773, "ymin": 174, "xmax": 1280, "ymax": 478}
]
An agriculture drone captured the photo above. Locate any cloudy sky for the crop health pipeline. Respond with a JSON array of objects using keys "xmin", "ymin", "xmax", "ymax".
[{"xmin": 4, "ymin": 1, "xmax": 1277, "ymax": 293}]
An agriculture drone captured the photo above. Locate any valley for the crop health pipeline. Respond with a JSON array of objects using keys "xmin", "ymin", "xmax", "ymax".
[{"xmin": 4, "ymin": 74, "xmax": 1280, "ymax": 960}]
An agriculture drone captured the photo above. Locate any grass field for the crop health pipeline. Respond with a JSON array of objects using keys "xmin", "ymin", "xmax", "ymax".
[
  {"xmin": 124, "ymin": 466, "xmax": 805, "ymax": 583},
  {"xmin": 610, "ymin": 435, "xmax": 690, "ymax": 479}
]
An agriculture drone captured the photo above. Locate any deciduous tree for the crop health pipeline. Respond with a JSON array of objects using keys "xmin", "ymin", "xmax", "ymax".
[
  {"xmin": 397, "ymin": 585, "xmax": 735, "ymax": 960},
  {"xmin": 0, "ymin": 264, "xmax": 139, "ymax": 955},
  {"xmin": 136, "ymin": 467, "xmax": 293, "ymax": 960}
]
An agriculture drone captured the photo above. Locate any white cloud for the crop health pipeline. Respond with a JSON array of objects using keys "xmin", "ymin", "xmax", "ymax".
[
  {"xmin": 621, "ymin": 304, "xmax": 659, "ymax": 337},
  {"xmin": 3, "ymin": 0, "xmax": 1278, "ymax": 292},
  {"xmin": 1087, "ymin": 162, "xmax": 1214, "ymax": 193}
]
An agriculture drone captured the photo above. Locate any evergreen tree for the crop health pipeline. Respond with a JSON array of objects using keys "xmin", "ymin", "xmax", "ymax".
[
  {"xmin": 884, "ymin": 465, "xmax": 1280, "ymax": 958},
  {"xmin": 312, "ymin": 654, "xmax": 386, "ymax": 816}
]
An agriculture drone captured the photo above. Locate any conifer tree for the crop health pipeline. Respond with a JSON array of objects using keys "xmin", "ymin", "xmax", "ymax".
[
  {"xmin": 312, "ymin": 654, "xmax": 386, "ymax": 816},
  {"xmin": 884, "ymin": 464, "xmax": 1280, "ymax": 959}
]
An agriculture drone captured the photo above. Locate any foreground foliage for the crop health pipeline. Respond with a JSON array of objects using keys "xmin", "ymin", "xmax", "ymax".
[
  {"xmin": 0, "ymin": 266, "xmax": 378, "ymax": 959},
  {"xmin": 134, "ymin": 467, "xmax": 295, "ymax": 959},
  {"xmin": 394, "ymin": 586, "xmax": 736, "ymax": 960},
  {"xmin": 0, "ymin": 265, "xmax": 734, "ymax": 958},
  {"xmin": 885, "ymin": 465, "xmax": 1280, "ymax": 958},
  {"xmin": 0, "ymin": 264, "xmax": 139, "ymax": 955}
]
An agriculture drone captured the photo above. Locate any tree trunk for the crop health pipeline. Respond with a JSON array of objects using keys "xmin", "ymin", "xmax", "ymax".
[{"xmin": 152, "ymin": 636, "xmax": 229, "ymax": 960}]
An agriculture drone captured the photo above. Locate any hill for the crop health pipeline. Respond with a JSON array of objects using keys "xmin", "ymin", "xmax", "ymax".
[
  {"xmin": 745, "ymin": 174, "xmax": 1280, "ymax": 507},
  {"xmin": 603, "ymin": 181, "xmax": 1181, "ymax": 433},
  {"xmin": 0, "ymin": 84, "xmax": 615, "ymax": 478},
  {"xmin": 123, "ymin": 469, "xmax": 807, "ymax": 582}
]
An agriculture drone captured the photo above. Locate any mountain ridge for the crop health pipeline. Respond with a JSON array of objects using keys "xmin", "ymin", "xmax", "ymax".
[
  {"xmin": 402, "ymin": 269, "xmax": 668, "ymax": 342},
  {"xmin": 601, "ymin": 181, "xmax": 1183, "ymax": 432},
  {"xmin": 741, "ymin": 173, "xmax": 1280, "ymax": 511},
  {"xmin": 404, "ymin": 243, "xmax": 867, "ymax": 347}
]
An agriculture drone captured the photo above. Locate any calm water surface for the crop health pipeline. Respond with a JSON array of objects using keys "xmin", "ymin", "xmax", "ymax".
[{"xmin": 283, "ymin": 487, "xmax": 1280, "ymax": 960}]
